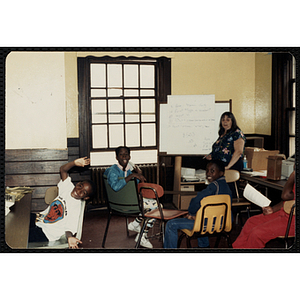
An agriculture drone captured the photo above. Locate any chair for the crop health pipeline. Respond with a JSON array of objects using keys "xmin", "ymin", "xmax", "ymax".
[
  {"xmin": 272, "ymin": 201, "xmax": 296, "ymax": 249},
  {"xmin": 28, "ymin": 187, "xmax": 86, "ymax": 249},
  {"xmin": 177, "ymin": 194, "xmax": 232, "ymax": 248},
  {"xmin": 224, "ymin": 169, "xmax": 252, "ymax": 224},
  {"xmin": 102, "ymin": 176, "xmax": 145, "ymax": 248},
  {"xmin": 137, "ymin": 182, "xmax": 188, "ymax": 247}
]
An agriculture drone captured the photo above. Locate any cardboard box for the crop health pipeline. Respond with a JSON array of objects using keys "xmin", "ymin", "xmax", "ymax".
[
  {"xmin": 177, "ymin": 185, "xmax": 195, "ymax": 209},
  {"xmin": 267, "ymin": 155, "xmax": 285, "ymax": 180},
  {"xmin": 244, "ymin": 147, "xmax": 279, "ymax": 171},
  {"xmin": 173, "ymin": 185, "xmax": 196, "ymax": 209},
  {"xmin": 179, "ymin": 195, "xmax": 193, "ymax": 210}
]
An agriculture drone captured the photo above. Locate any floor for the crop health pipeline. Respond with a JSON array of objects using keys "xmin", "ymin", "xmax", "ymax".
[{"xmin": 79, "ymin": 202, "xmax": 289, "ymax": 251}]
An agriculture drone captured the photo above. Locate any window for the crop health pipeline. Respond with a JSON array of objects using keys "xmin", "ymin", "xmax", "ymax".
[
  {"xmin": 78, "ymin": 56, "xmax": 171, "ymax": 166},
  {"xmin": 272, "ymin": 52, "xmax": 296, "ymax": 157},
  {"xmin": 288, "ymin": 56, "xmax": 296, "ymax": 157}
]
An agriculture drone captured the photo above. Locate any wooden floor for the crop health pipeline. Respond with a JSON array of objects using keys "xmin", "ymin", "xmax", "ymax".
[{"xmin": 79, "ymin": 202, "xmax": 288, "ymax": 251}]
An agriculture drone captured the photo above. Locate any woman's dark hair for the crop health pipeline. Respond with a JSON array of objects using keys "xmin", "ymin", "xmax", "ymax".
[
  {"xmin": 207, "ymin": 160, "xmax": 225, "ymax": 173},
  {"xmin": 218, "ymin": 111, "xmax": 240, "ymax": 136},
  {"xmin": 115, "ymin": 146, "xmax": 130, "ymax": 156}
]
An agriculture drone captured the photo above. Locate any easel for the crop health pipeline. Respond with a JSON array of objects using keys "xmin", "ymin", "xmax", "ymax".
[{"xmin": 158, "ymin": 99, "xmax": 232, "ymax": 209}]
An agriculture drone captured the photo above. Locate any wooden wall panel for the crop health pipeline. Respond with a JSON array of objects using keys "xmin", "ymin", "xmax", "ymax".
[
  {"xmin": 5, "ymin": 149, "xmax": 68, "ymax": 162},
  {"xmin": 5, "ymin": 149, "xmax": 68, "ymax": 212},
  {"xmin": 5, "ymin": 142, "xmax": 93, "ymax": 212}
]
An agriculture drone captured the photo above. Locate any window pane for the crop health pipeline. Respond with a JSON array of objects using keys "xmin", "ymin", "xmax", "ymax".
[
  {"xmin": 292, "ymin": 82, "xmax": 296, "ymax": 108},
  {"xmin": 142, "ymin": 123, "xmax": 156, "ymax": 146},
  {"xmin": 90, "ymin": 64, "xmax": 106, "ymax": 88},
  {"xmin": 109, "ymin": 124, "xmax": 124, "ymax": 148},
  {"xmin": 141, "ymin": 115, "xmax": 155, "ymax": 122},
  {"xmin": 140, "ymin": 89, "xmax": 155, "ymax": 97},
  {"xmin": 92, "ymin": 125, "xmax": 107, "ymax": 148},
  {"xmin": 130, "ymin": 150, "xmax": 157, "ymax": 164},
  {"xmin": 140, "ymin": 65, "xmax": 155, "ymax": 88},
  {"xmin": 108, "ymin": 64, "xmax": 122, "ymax": 88},
  {"xmin": 124, "ymin": 64, "xmax": 138, "ymax": 88},
  {"xmin": 108, "ymin": 99, "xmax": 123, "ymax": 123},
  {"xmin": 91, "ymin": 89, "xmax": 106, "ymax": 97},
  {"xmin": 289, "ymin": 110, "xmax": 295, "ymax": 135},
  {"xmin": 108, "ymin": 88, "xmax": 123, "ymax": 97},
  {"xmin": 125, "ymin": 124, "xmax": 140, "ymax": 147},
  {"xmin": 124, "ymin": 89, "xmax": 139, "ymax": 97},
  {"xmin": 92, "ymin": 100, "xmax": 107, "ymax": 123},
  {"xmin": 141, "ymin": 98, "xmax": 155, "ymax": 113},
  {"xmin": 90, "ymin": 151, "xmax": 116, "ymax": 166},
  {"xmin": 289, "ymin": 137, "xmax": 295, "ymax": 157},
  {"xmin": 126, "ymin": 114, "xmax": 140, "ymax": 123},
  {"xmin": 125, "ymin": 99, "xmax": 139, "ymax": 122},
  {"xmin": 125, "ymin": 99, "xmax": 139, "ymax": 113}
]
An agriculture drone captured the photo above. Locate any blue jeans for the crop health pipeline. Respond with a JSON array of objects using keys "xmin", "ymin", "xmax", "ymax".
[{"xmin": 163, "ymin": 218, "xmax": 209, "ymax": 248}]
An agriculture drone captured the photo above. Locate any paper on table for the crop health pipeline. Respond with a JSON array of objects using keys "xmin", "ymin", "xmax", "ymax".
[{"xmin": 243, "ymin": 184, "xmax": 271, "ymax": 208}]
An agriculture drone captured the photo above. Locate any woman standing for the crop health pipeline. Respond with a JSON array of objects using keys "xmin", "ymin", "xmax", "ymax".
[{"xmin": 205, "ymin": 111, "xmax": 246, "ymax": 172}]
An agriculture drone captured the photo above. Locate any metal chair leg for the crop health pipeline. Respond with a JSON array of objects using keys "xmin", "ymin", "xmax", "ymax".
[
  {"xmin": 135, "ymin": 218, "xmax": 148, "ymax": 249},
  {"xmin": 177, "ymin": 233, "xmax": 185, "ymax": 248},
  {"xmin": 102, "ymin": 213, "xmax": 112, "ymax": 248}
]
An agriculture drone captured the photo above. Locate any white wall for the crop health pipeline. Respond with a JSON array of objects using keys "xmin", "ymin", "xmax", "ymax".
[{"xmin": 5, "ymin": 52, "xmax": 67, "ymax": 149}]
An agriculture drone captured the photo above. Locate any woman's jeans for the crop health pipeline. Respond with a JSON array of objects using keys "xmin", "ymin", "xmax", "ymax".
[{"xmin": 163, "ymin": 218, "xmax": 209, "ymax": 248}]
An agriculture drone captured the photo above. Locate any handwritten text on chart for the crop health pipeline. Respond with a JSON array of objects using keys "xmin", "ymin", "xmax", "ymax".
[{"xmin": 160, "ymin": 95, "xmax": 216, "ymax": 154}]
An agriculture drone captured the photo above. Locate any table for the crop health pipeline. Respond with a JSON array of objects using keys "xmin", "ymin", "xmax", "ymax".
[
  {"xmin": 240, "ymin": 173, "xmax": 286, "ymax": 197},
  {"xmin": 5, "ymin": 193, "xmax": 32, "ymax": 249}
]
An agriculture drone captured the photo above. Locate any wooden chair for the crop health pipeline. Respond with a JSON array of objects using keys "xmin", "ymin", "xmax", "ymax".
[
  {"xmin": 177, "ymin": 194, "xmax": 232, "ymax": 248},
  {"xmin": 102, "ymin": 176, "xmax": 146, "ymax": 248},
  {"xmin": 224, "ymin": 169, "xmax": 252, "ymax": 223},
  {"xmin": 28, "ymin": 187, "xmax": 86, "ymax": 249},
  {"xmin": 137, "ymin": 182, "xmax": 188, "ymax": 247}
]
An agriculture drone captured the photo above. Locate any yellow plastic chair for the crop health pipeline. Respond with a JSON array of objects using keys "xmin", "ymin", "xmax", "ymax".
[
  {"xmin": 177, "ymin": 194, "xmax": 232, "ymax": 248},
  {"xmin": 224, "ymin": 169, "xmax": 252, "ymax": 223},
  {"xmin": 28, "ymin": 186, "xmax": 86, "ymax": 249}
]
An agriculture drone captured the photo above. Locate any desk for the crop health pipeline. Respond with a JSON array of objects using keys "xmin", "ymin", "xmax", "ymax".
[
  {"xmin": 240, "ymin": 173, "xmax": 286, "ymax": 197},
  {"xmin": 5, "ymin": 193, "xmax": 32, "ymax": 249}
]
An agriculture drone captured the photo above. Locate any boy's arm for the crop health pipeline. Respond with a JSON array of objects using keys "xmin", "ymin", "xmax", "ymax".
[
  {"xmin": 65, "ymin": 231, "xmax": 82, "ymax": 249},
  {"xmin": 125, "ymin": 172, "xmax": 146, "ymax": 183},
  {"xmin": 188, "ymin": 184, "xmax": 216, "ymax": 216},
  {"xmin": 60, "ymin": 157, "xmax": 90, "ymax": 181}
]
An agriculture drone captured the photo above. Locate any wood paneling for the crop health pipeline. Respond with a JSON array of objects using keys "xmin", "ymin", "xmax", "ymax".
[
  {"xmin": 5, "ymin": 149, "xmax": 68, "ymax": 162},
  {"xmin": 5, "ymin": 149, "xmax": 68, "ymax": 212},
  {"xmin": 5, "ymin": 143, "xmax": 93, "ymax": 212},
  {"xmin": 5, "ymin": 161, "xmax": 66, "ymax": 174}
]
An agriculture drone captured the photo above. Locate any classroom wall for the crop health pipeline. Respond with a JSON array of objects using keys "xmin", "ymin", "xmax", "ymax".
[
  {"xmin": 74, "ymin": 51, "xmax": 271, "ymax": 135},
  {"xmin": 5, "ymin": 51, "xmax": 272, "ymax": 150},
  {"xmin": 254, "ymin": 52, "xmax": 272, "ymax": 135},
  {"xmin": 5, "ymin": 52, "xmax": 67, "ymax": 149}
]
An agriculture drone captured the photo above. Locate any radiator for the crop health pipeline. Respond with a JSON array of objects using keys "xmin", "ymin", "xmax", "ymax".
[{"xmin": 90, "ymin": 164, "xmax": 166, "ymax": 206}]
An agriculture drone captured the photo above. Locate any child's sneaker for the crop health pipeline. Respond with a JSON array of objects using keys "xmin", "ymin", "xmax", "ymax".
[
  {"xmin": 135, "ymin": 233, "xmax": 153, "ymax": 248},
  {"xmin": 128, "ymin": 221, "xmax": 141, "ymax": 233}
]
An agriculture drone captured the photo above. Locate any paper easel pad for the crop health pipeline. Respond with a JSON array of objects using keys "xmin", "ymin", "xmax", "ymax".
[{"xmin": 243, "ymin": 184, "xmax": 271, "ymax": 207}]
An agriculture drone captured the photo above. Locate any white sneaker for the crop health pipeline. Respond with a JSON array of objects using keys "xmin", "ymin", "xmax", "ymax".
[
  {"xmin": 128, "ymin": 221, "xmax": 141, "ymax": 233},
  {"xmin": 135, "ymin": 233, "xmax": 153, "ymax": 248}
]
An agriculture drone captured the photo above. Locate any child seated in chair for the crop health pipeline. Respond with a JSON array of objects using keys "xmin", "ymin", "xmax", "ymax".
[
  {"xmin": 232, "ymin": 170, "xmax": 295, "ymax": 248},
  {"xmin": 28, "ymin": 157, "xmax": 95, "ymax": 249},
  {"xmin": 104, "ymin": 146, "xmax": 158, "ymax": 248},
  {"xmin": 164, "ymin": 160, "xmax": 232, "ymax": 248}
]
